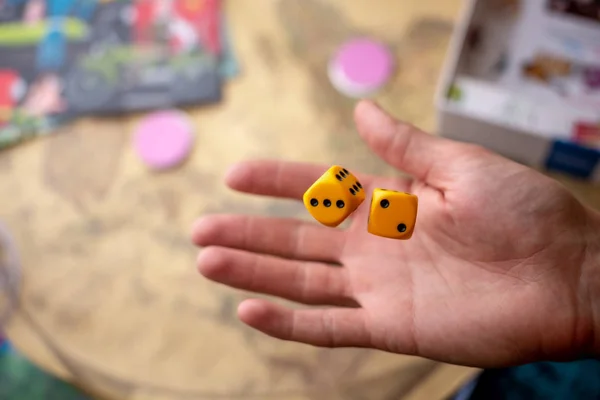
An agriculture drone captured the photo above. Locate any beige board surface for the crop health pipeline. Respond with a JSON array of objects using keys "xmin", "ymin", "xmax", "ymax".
[{"xmin": 2, "ymin": 0, "xmax": 576, "ymax": 398}]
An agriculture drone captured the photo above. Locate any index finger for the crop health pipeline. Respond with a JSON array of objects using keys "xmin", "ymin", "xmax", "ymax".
[{"xmin": 225, "ymin": 160, "xmax": 375, "ymax": 200}]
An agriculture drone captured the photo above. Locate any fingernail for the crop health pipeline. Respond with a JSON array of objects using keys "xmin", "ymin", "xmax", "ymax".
[
  {"xmin": 224, "ymin": 163, "xmax": 242, "ymax": 186},
  {"xmin": 190, "ymin": 218, "xmax": 205, "ymax": 242}
]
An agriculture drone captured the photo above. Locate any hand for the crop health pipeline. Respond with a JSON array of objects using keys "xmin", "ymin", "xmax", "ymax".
[{"xmin": 191, "ymin": 100, "xmax": 600, "ymax": 368}]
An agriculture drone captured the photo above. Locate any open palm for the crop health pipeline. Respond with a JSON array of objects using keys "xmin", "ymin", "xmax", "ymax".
[{"xmin": 192, "ymin": 101, "xmax": 600, "ymax": 368}]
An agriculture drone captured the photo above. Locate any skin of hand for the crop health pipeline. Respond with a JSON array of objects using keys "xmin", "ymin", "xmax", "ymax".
[{"xmin": 191, "ymin": 100, "xmax": 600, "ymax": 368}]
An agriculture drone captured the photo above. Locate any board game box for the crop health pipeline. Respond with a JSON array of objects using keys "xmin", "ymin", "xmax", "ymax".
[
  {"xmin": 436, "ymin": 0, "xmax": 600, "ymax": 182},
  {"xmin": 0, "ymin": 0, "xmax": 225, "ymax": 146}
]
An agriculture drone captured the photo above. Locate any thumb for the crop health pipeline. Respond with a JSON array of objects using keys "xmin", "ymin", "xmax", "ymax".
[{"xmin": 354, "ymin": 100, "xmax": 455, "ymax": 185}]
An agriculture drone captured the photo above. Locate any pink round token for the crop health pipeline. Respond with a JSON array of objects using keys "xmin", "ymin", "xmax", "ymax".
[
  {"xmin": 328, "ymin": 37, "xmax": 394, "ymax": 98},
  {"xmin": 134, "ymin": 110, "xmax": 194, "ymax": 170}
]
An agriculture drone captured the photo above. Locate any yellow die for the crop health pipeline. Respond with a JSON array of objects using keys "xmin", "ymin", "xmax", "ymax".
[
  {"xmin": 367, "ymin": 188, "xmax": 418, "ymax": 239},
  {"xmin": 303, "ymin": 165, "xmax": 366, "ymax": 227}
]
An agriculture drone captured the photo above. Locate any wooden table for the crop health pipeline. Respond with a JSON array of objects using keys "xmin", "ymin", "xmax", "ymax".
[{"xmin": 0, "ymin": 0, "xmax": 516, "ymax": 398}]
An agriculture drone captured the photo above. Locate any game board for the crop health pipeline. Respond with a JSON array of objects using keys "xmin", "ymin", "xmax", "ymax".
[{"xmin": 0, "ymin": 0, "xmax": 228, "ymax": 147}]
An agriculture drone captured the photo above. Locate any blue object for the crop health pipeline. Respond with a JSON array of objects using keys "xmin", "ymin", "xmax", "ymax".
[
  {"xmin": 46, "ymin": 0, "xmax": 78, "ymax": 17},
  {"xmin": 36, "ymin": 24, "xmax": 67, "ymax": 72},
  {"xmin": 468, "ymin": 360, "xmax": 600, "ymax": 400},
  {"xmin": 72, "ymin": 0, "xmax": 97, "ymax": 21},
  {"xmin": 545, "ymin": 140, "xmax": 600, "ymax": 179},
  {"xmin": 218, "ymin": 17, "xmax": 240, "ymax": 78},
  {"xmin": 0, "ymin": 344, "xmax": 91, "ymax": 399},
  {"xmin": 0, "ymin": 336, "xmax": 10, "ymax": 355},
  {"xmin": 453, "ymin": 374, "xmax": 481, "ymax": 400}
]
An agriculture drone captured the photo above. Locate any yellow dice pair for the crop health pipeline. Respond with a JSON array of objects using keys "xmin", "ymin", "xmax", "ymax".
[{"xmin": 302, "ymin": 165, "xmax": 418, "ymax": 240}]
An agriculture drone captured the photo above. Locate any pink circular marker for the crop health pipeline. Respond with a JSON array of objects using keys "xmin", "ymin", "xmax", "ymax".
[
  {"xmin": 328, "ymin": 37, "xmax": 394, "ymax": 98},
  {"xmin": 134, "ymin": 110, "xmax": 194, "ymax": 170}
]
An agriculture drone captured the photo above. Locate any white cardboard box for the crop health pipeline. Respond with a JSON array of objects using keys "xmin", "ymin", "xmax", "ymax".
[{"xmin": 435, "ymin": 0, "xmax": 600, "ymax": 182}]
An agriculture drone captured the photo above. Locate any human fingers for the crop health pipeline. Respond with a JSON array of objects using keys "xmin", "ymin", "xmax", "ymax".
[
  {"xmin": 354, "ymin": 100, "xmax": 458, "ymax": 187},
  {"xmin": 225, "ymin": 160, "xmax": 375, "ymax": 200},
  {"xmin": 191, "ymin": 214, "xmax": 346, "ymax": 263},
  {"xmin": 197, "ymin": 247, "xmax": 357, "ymax": 307},
  {"xmin": 238, "ymin": 299, "xmax": 370, "ymax": 347}
]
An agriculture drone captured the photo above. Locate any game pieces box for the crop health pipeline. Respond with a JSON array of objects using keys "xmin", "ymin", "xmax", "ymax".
[{"xmin": 436, "ymin": 0, "xmax": 600, "ymax": 182}]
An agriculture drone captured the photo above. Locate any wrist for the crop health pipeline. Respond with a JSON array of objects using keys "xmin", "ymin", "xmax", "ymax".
[{"xmin": 582, "ymin": 209, "xmax": 600, "ymax": 357}]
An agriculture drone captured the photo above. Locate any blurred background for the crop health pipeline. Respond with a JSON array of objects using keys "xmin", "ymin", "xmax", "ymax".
[{"xmin": 0, "ymin": 0, "xmax": 598, "ymax": 399}]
